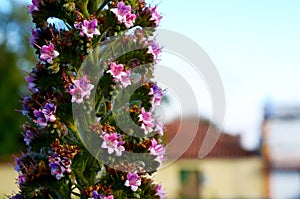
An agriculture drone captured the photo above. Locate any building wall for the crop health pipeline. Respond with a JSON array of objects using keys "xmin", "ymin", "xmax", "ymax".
[{"xmin": 154, "ymin": 158, "xmax": 266, "ymax": 199}]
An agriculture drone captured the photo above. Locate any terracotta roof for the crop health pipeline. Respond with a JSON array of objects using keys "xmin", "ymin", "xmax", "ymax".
[{"xmin": 164, "ymin": 118, "xmax": 257, "ymax": 159}]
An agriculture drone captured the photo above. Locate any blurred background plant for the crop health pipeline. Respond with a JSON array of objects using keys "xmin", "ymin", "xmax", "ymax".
[{"xmin": 0, "ymin": 0, "xmax": 33, "ymax": 160}]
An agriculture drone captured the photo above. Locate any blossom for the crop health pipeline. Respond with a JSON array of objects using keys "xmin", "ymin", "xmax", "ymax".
[
  {"xmin": 138, "ymin": 107, "xmax": 154, "ymax": 134},
  {"xmin": 40, "ymin": 43, "xmax": 59, "ymax": 64},
  {"xmin": 150, "ymin": 6, "xmax": 162, "ymax": 26},
  {"xmin": 107, "ymin": 62, "xmax": 131, "ymax": 87},
  {"xmin": 149, "ymin": 83, "xmax": 163, "ymax": 107},
  {"xmin": 28, "ymin": 0, "xmax": 38, "ymax": 14},
  {"xmin": 156, "ymin": 184, "xmax": 167, "ymax": 199},
  {"xmin": 110, "ymin": 2, "xmax": 136, "ymax": 28},
  {"xmin": 49, "ymin": 154, "xmax": 72, "ymax": 180},
  {"xmin": 25, "ymin": 75, "xmax": 38, "ymax": 93},
  {"xmin": 148, "ymin": 41, "xmax": 161, "ymax": 64},
  {"xmin": 33, "ymin": 102, "xmax": 57, "ymax": 128},
  {"xmin": 17, "ymin": 174, "xmax": 26, "ymax": 185},
  {"xmin": 149, "ymin": 138, "xmax": 165, "ymax": 165},
  {"xmin": 154, "ymin": 121, "xmax": 164, "ymax": 136},
  {"xmin": 101, "ymin": 132, "xmax": 125, "ymax": 156},
  {"xmin": 69, "ymin": 76, "xmax": 94, "ymax": 104},
  {"xmin": 107, "ymin": 62, "xmax": 126, "ymax": 79},
  {"xmin": 89, "ymin": 191, "xmax": 114, "ymax": 199},
  {"xmin": 124, "ymin": 171, "xmax": 141, "ymax": 192},
  {"xmin": 74, "ymin": 19, "xmax": 100, "ymax": 39},
  {"xmin": 24, "ymin": 130, "xmax": 33, "ymax": 146}
]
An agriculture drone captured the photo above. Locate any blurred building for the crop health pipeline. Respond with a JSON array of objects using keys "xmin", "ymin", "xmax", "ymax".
[
  {"xmin": 154, "ymin": 118, "xmax": 266, "ymax": 199},
  {"xmin": 262, "ymin": 103, "xmax": 300, "ymax": 199}
]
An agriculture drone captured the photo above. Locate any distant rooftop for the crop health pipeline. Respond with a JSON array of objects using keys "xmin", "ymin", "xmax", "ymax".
[{"xmin": 165, "ymin": 118, "xmax": 257, "ymax": 159}]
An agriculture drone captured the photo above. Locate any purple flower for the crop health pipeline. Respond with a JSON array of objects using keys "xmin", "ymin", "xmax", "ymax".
[
  {"xmin": 49, "ymin": 154, "xmax": 72, "ymax": 180},
  {"xmin": 89, "ymin": 191, "xmax": 114, "ymax": 199},
  {"xmin": 156, "ymin": 184, "xmax": 167, "ymax": 199},
  {"xmin": 30, "ymin": 29, "xmax": 40, "ymax": 47},
  {"xmin": 138, "ymin": 107, "xmax": 154, "ymax": 134},
  {"xmin": 110, "ymin": 2, "xmax": 136, "ymax": 28},
  {"xmin": 74, "ymin": 19, "xmax": 100, "ymax": 39},
  {"xmin": 149, "ymin": 139, "xmax": 165, "ymax": 165},
  {"xmin": 149, "ymin": 83, "xmax": 163, "ymax": 107},
  {"xmin": 154, "ymin": 121, "xmax": 164, "ymax": 136},
  {"xmin": 17, "ymin": 174, "xmax": 26, "ymax": 185},
  {"xmin": 150, "ymin": 6, "xmax": 162, "ymax": 26},
  {"xmin": 69, "ymin": 76, "xmax": 94, "ymax": 104},
  {"xmin": 124, "ymin": 171, "xmax": 141, "ymax": 192},
  {"xmin": 33, "ymin": 110, "xmax": 48, "ymax": 128},
  {"xmin": 148, "ymin": 41, "xmax": 161, "ymax": 64},
  {"xmin": 33, "ymin": 103, "xmax": 56, "ymax": 128},
  {"xmin": 24, "ymin": 130, "xmax": 33, "ymax": 146},
  {"xmin": 28, "ymin": 0, "xmax": 38, "ymax": 14},
  {"xmin": 40, "ymin": 43, "xmax": 59, "ymax": 64},
  {"xmin": 101, "ymin": 132, "xmax": 125, "ymax": 156},
  {"xmin": 25, "ymin": 75, "xmax": 37, "ymax": 93}
]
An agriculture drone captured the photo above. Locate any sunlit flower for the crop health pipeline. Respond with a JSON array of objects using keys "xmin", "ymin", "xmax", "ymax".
[
  {"xmin": 75, "ymin": 19, "xmax": 100, "ymax": 39},
  {"xmin": 40, "ymin": 43, "xmax": 59, "ymax": 64},
  {"xmin": 156, "ymin": 184, "xmax": 167, "ymax": 199},
  {"xmin": 101, "ymin": 132, "xmax": 125, "ymax": 156},
  {"xmin": 149, "ymin": 83, "xmax": 163, "ymax": 107},
  {"xmin": 110, "ymin": 2, "xmax": 136, "ymax": 28},
  {"xmin": 148, "ymin": 41, "xmax": 161, "ymax": 64},
  {"xmin": 107, "ymin": 62, "xmax": 131, "ymax": 87},
  {"xmin": 124, "ymin": 171, "xmax": 141, "ymax": 192},
  {"xmin": 149, "ymin": 138, "xmax": 165, "ymax": 165},
  {"xmin": 138, "ymin": 107, "xmax": 154, "ymax": 134},
  {"xmin": 150, "ymin": 6, "xmax": 162, "ymax": 26}
]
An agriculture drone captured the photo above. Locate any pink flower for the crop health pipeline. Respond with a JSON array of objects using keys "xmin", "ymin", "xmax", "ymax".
[
  {"xmin": 101, "ymin": 133, "xmax": 125, "ymax": 156},
  {"xmin": 107, "ymin": 62, "xmax": 131, "ymax": 87},
  {"xmin": 40, "ymin": 43, "xmax": 59, "ymax": 64},
  {"xmin": 148, "ymin": 41, "xmax": 161, "ymax": 64},
  {"xmin": 104, "ymin": 196, "xmax": 114, "ymax": 199},
  {"xmin": 124, "ymin": 171, "xmax": 141, "ymax": 192},
  {"xmin": 150, "ymin": 6, "xmax": 162, "ymax": 26},
  {"xmin": 138, "ymin": 107, "xmax": 154, "ymax": 134},
  {"xmin": 156, "ymin": 184, "xmax": 167, "ymax": 199},
  {"xmin": 110, "ymin": 2, "xmax": 136, "ymax": 28},
  {"xmin": 154, "ymin": 121, "xmax": 164, "ymax": 136},
  {"xmin": 107, "ymin": 62, "xmax": 126, "ymax": 79},
  {"xmin": 74, "ymin": 19, "xmax": 100, "ymax": 39},
  {"xmin": 149, "ymin": 83, "xmax": 163, "ymax": 107},
  {"xmin": 69, "ymin": 76, "xmax": 94, "ymax": 104},
  {"xmin": 149, "ymin": 138, "xmax": 165, "ymax": 165}
]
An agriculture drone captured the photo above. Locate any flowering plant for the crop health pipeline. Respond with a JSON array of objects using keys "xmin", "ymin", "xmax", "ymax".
[{"xmin": 11, "ymin": 0, "xmax": 166, "ymax": 198}]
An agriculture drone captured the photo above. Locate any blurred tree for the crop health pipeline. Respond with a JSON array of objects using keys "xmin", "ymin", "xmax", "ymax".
[{"xmin": 0, "ymin": 0, "xmax": 34, "ymax": 159}]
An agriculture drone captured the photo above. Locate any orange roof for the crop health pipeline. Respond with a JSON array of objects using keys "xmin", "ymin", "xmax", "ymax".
[{"xmin": 165, "ymin": 118, "xmax": 257, "ymax": 159}]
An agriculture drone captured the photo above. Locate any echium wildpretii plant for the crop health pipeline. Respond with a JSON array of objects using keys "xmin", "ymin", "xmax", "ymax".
[{"xmin": 10, "ymin": 0, "xmax": 167, "ymax": 198}]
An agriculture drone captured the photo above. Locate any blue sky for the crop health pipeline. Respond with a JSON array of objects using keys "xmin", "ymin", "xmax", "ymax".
[{"xmin": 5, "ymin": 0, "xmax": 300, "ymax": 149}]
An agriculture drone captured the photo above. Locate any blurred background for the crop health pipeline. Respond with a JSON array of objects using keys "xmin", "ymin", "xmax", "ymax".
[{"xmin": 1, "ymin": 0, "xmax": 300, "ymax": 198}]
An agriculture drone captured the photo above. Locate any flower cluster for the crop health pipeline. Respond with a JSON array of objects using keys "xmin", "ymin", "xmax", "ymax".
[
  {"xmin": 89, "ymin": 191, "xmax": 114, "ymax": 199},
  {"xmin": 124, "ymin": 171, "xmax": 141, "ymax": 192},
  {"xmin": 138, "ymin": 107, "xmax": 155, "ymax": 134},
  {"xmin": 69, "ymin": 76, "xmax": 95, "ymax": 103},
  {"xmin": 33, "ymin": 102, "xmax": 56, "ymax": 128},
  {"xmin": 149, "ymin": 138, "xmax": 166, "ymax": 166},
  {"xmin": 107, "ymin": 62, "xmax": 131, "ymax": 87},
  {"xmin": 48, "ymin": 139, "xmax": 79, "ymax": 180},
  {"xmin": 40, "ymin": 43, "xmax": 59, "ymax": 65},
  {"xmin": 149, "ymin": 83, "xmax": 164, "ymax": 107},
  {"xmin": 101, "ymin": 132, "xmax": 125, "ymax": 156},
  {"xmin": 110, "ymin": 2, "xmax": 136, "ymax": 28},
  {"xmin": 12, "ymin": 0, "xmax": 166, "ymax": 198},
  {"xmin": 75, "ymin": 19, "xmax": 101, "ymax": 39}
]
